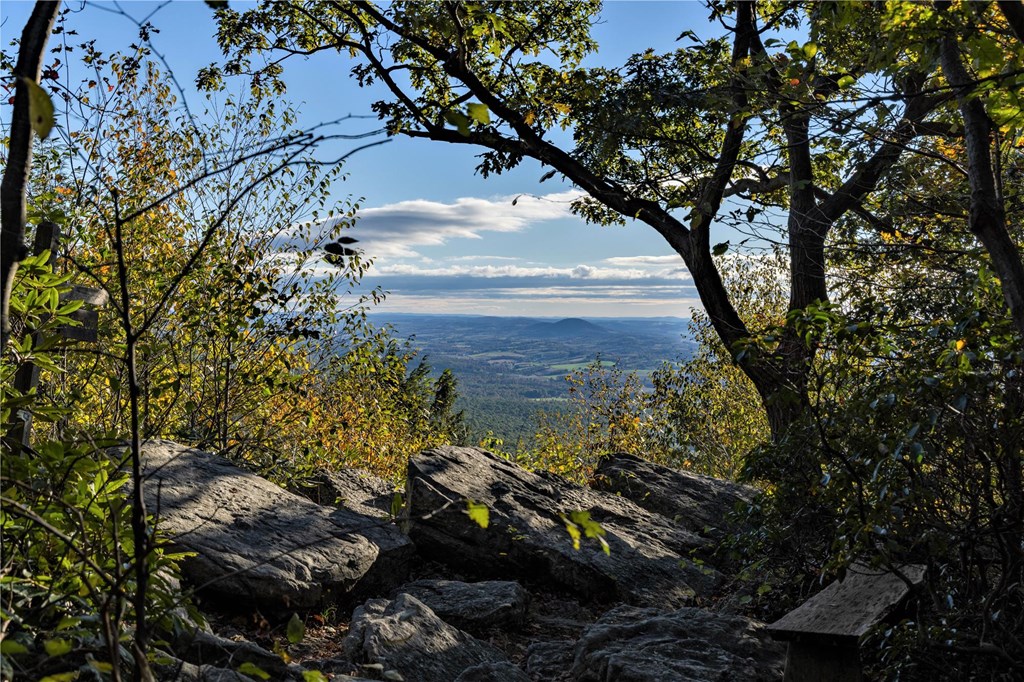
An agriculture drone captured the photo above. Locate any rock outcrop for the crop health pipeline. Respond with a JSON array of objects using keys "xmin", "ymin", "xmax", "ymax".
[
  {"xmin": 134, "ymin": 440, "xmax": 782, "ymax": 681},
  {"xmin": 294, "ymin": 467, "xmax": 399, "ymax": 519},
  {"xmin": 453, "ymin": 662, "xmax": 533, "ymax": 682},
  {"xmin": 343, "ymin": 593, "xmax": 512, "ymax": 682},
  {"xmin": 169, "ymin": 629, "xmax": 305, "ymax": 680},
  {"xmin": 569, "ymin": 605, "xmax": 786, "ymax": 682},
  {"xmin": 141, "ymin": 440, "xmax": 414, "ymax": 613},
  {"xmin": 406, "ymin": 446, "xmax": 721, "ymax": 608},
  {"xmin": 593, "ymin": 453, "xmax": 755, "ymax": 539},
  {"xmin": 390, "ymin": 579, "xmax": 529, "ymax": 633}
]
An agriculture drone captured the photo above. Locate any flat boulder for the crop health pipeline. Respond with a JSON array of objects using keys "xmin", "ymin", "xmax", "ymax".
[
  {"xmin": 344, "ymin": 593, "xmax": 511, "ymax": 682},
  {"xmin": 169, "ymin": 629, "xmax": 305, "ymax": 680},
  {"xmin": 153, "ymin": 658, "xmax": 259, "ymax": 682},
  {"xmin": 593, "ymin": 453, "xmax": 755, "ymax": 538},
  {"xmin": 140, "ymin": 440, "xmax": 414, "ymax": 614},
  {"xmin": 294, "ymin": 468, "xmax": 399, "ymax": 519},
  {"xmin": 406, "ymin": 447, "xmax": 721, "ymax": 608},
  {"xmin": 525, "ymin": 640, "xmax": 575, "ymax": 681},
  {"xmin": 570, "ymin": 605, "xmax": 786, "ymax": 682},
  {"xmin": 390, "ymin": 579, "xmax": 529, "ymax": 633},
  {"xmin": 454, "ymin": 662, "xmax": 532, "ymax": 682}
]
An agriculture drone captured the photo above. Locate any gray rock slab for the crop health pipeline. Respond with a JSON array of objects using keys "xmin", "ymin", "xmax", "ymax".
[
  {"xmin": 140, "ymin": 440, "xmax": 414, "ymax": 613},
  {"xmin": 569, "ymin": 605, "xmax": 786, "ymax": 682},
  {"xmin": 525, "ymin": 640, "xmax": 575, "ymax": 681},
  {"xmin": 153, "ymin": 658, "xmax": 259, "ymax": 682},
  {"xmin": 170, "ymin": 629, "xmax": 304, "ymax": 680},
  {"xmin": 294, "ymin": 468, "xmax": 399, "ymax": 519},
  {"xmin": 406, "ymin": 446, "xmax": 721, "ymax": 607},
  {"xmin": 454, "ymin": 661, "xmax": 532, "ymax": 682},
  {"xmin": 344, "ymin": 593, "xmax": 510, "ymax": 682},
  {"xmin": 593, "ymin": 453, "xmax": 755, "ymax": 539},
  {"xmin": 390, "ymin": 579, "xmax": 528, "ymax": 633}
]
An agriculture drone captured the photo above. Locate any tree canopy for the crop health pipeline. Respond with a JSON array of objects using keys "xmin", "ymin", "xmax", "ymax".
[{"xmin": 206, "ymin": 0, "xmax": 1024, "ymax": 441}]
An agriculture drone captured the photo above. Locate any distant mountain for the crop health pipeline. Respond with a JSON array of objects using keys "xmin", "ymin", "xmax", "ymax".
[
  {"xmin": 524, "ymin": 317, "xmax": 612, "ymax": 339},
  {"xmin": 363, "ymin": 312, "xmax": 697, "ymax": 442}
]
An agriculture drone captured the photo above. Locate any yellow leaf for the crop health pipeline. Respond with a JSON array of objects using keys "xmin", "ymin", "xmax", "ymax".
[
  {"xmin": 21, "ymin": 76, "xmax": 55, "ymax": 139},
  {"xmin": 563, "ymin": 518, "xmax": 582, "ymax": 550},
  {"xmin": 43, "ymin": 638, "xmax": 73, "ymax": 657},
  {"xmin": 466, "ymin": 102, "xmax": 490, "ymax": 125},
  {"xmin": 0, "ymin": 640, "xmax": 29, "ymax": 655},
  {"xmin": 466, "ymin": 499, "xmax": 489, "ymax": 529},
  {"xmin": 238, "ymin": 662, "xmax": 271, "ymax": 680},
  {"xmin": 955, "ymin": 339, "xmax": 966, "ymax": 351},
  {"xmin": 40, "ymin": 674, "xmax": 78, "ymax": 682}
]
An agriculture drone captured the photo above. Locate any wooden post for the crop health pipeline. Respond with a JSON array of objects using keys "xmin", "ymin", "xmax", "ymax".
[
  {"xmin": 6, "ymin": 221, "xmax": 59, "ymax": 448},
  {"xmin": 4, "ymin": 222, "xmax": 107, "ymax": 449}
]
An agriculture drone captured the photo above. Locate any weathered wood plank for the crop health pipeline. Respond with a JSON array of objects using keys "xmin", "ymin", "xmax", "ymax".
[
  {"xmin": 769, "ymin": 564, "xmax": 925, "ymax": 644},
  {"xmin": 59, "ymin": 308, "xmax": 99, "ymax": 342},
  {"xmin": 61, "ymin": 284, "xmax": 109, "ymax": 307}
]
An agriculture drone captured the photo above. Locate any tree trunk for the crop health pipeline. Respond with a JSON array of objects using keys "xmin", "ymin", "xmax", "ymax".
[
  {"xmin": 940, "ymin": 34, "xmax": 1024, "ymax": 337},
  {"xmin": 0, "ymin": 1, "xmax": 61, "ymax": 353}
]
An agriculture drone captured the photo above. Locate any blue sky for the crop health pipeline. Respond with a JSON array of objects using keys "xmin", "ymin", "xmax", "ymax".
[{"xmin": 1, "ymin": 1, "xmax": 734, "ymax": 318}]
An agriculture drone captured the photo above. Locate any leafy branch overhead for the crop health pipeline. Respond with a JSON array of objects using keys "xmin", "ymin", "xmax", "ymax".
[{"xmin": 205, "ymin": 0, "xmax": 1024, "ymax": 444}]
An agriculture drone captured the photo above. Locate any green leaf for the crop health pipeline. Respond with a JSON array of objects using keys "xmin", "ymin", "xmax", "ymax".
[
  {"xmin": 837, "ymin": 75, "xmax": 856, "ymax": 89},
  {"xmin": 567, "ymin": 510, "xmax": 610, "ymax": 555},
  {"xmin": 204, "ymin": 0, "xmax": 229, "ymax": 8},
  {"xmin": 466, "ymin": 102, "xmax": 490, "ymax": 125},
  {"xmin": 466, "ymin": 499, "xmax": 489, "ymax": 529},
  {"xmin": 303, "ymin": 672, "xmax": 329, "ymax": 682},
  {"xmin": 287, "ymin": 612, "xmax": 306, "ymax": 644},
  {"xmin": 443, "ymin": 110, "xmax": 471, "ymax": 136},
  {"xmin": 712, "ymin": 242, "xmax": 730, "ymax": 256},
  {"xmin": 803, "ymin": 42, "xmax": 818, "ymax": 60},
  {"xmin": 0, "ymin": 640, "xmax": 29, "ymax": 655},
  {"xmin": 20, "ymin": 77, "xmax": 55, "ymax": 140},
  {"xmin": 40, "ymin": 674, "xmax": 78, "ymax": 682},
  {"xmin": 56, "ymin": 616, "xmax": 81, "ymax": 631},
  {"xmin": 563, "ymin": 517, "xmax": 582, "ymax": 550},
  {"xmin": 43, "ymin": 638, "xmax": 73, "ymax": 657},
  {"xmin": 238, "ymin": 663, "xmax": 271, "ymax": 680}
]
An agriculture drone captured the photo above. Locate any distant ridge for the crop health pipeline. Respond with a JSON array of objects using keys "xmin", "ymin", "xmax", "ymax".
[{"xmin": 525, "ymin": 318, "xmax": 611, "ymax": 339}]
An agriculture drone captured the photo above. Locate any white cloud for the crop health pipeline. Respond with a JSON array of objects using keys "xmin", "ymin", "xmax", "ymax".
[
  {"xmin": 370, "ymin": 262, "xmax": 684, "ymax": 281},
  {"xmin": 324, "ymin": 190, "xmax": 584, "ymax": 259},
  {"xmin": 266, "ymin": 190, "xmax": 710, "ymax": 317},
  {"xmin": 445, "ymin": 255, "xmax": 522, "ymax": 262},
  {"xmin": 367, "ymin": 285, "xmax": 701, "ymax": 318},
  {"xmin": 603, "ymin": 255, "xmax": 681, "ymax": 266},
  {"xmin": 268, "ymin": 190, "xmax": 584, "ymax": 270}
]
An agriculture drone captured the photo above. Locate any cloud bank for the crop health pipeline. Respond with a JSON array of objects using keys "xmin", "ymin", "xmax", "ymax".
[
  {"xmin": 341, "ymin": 190, "xmax": 582, "ymax": 258},
  {"xmin": 274, "ymin": 190, "xmax": 702, "ymax": 317}
]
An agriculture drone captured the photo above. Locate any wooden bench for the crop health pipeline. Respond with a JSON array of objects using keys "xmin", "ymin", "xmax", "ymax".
[{"xmin": 767, "ymin": 564, "xmax": 926, "ymax": 682}]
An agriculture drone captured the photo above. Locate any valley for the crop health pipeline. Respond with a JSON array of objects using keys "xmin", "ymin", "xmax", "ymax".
[{"xmin": 371, "ymin": 313, "xmax": 697, "ymax": 444}]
